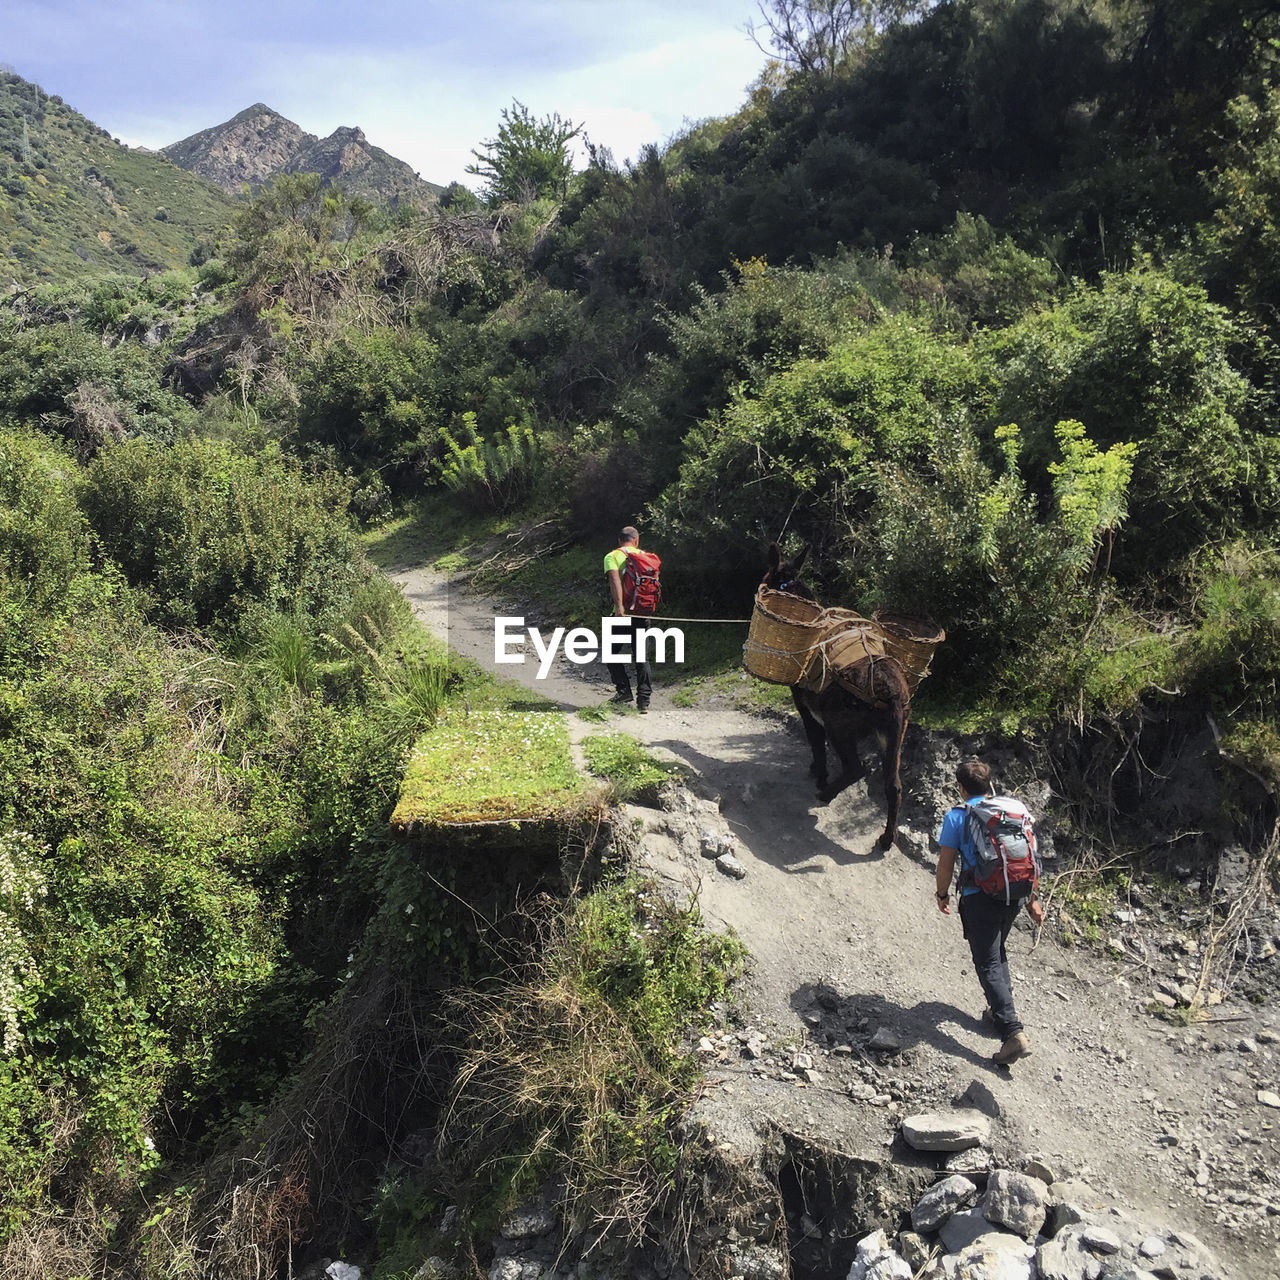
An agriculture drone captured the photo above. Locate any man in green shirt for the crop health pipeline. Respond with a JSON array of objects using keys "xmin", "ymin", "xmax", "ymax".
[{"xmin": 603, "ymin": 526, "xmax": 653, "ymax": 713}]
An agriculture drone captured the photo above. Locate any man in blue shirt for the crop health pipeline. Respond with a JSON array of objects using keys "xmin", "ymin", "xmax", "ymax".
[{"xmin": 935, "ymin": 758, "xmax": 1044, "ymax": 1066}]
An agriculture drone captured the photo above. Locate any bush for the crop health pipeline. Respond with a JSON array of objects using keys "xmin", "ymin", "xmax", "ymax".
[
  {"xmin": 651, "ymin": 314, "xmax": 986, "ymax": 600},
  {"xmin": 985, "ymin": 267, "xmax": 1280, "ymax": 577},
  {"xmin": 439, "ymin": 878, "xmax": 744, "ymax": 1243},
  {"xmin": 0, "ymin": 321, "xmax": 195, "ymax": 454},
  {"xmin": 78, "ymin": 438, "xmax": 369, "ymax": 635},
  {"xmin": 861, "ymin": 418, "xmax": 1135, "ymax": 688},
  {"xmin": 438, "ymin": 413, "xmax": 541, "ymax": 513},
  {"xmin": 292, "ymin": 328, "xmax": 446, "ymax": 486},
  {"xmin": 0, "ymin": 427, "xmax": 88, "ymax": 613}
]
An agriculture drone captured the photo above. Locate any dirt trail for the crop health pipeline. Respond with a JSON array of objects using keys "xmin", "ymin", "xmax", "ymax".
[{"xmin": 392, "ymin": 566, "xmax": 1280, "ymax": 1279}]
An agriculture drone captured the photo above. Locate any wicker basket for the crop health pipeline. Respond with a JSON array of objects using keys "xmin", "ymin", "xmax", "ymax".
[
  {"xmin": 743, "ymin": 588, "xmax": 827, "ymax": 685},
  {"xmin": 872, "ymin": 610, "xmax": 946, "ymax": 692}
]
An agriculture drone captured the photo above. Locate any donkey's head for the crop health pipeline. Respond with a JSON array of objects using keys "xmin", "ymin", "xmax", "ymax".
[{"xmin": 762, "ymin": 543, "xmax": 813, "ymax": 599}]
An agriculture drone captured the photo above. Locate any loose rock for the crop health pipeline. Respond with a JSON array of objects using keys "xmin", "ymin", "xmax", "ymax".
[
  {"xmin": 868, "ymin": 1027, "xmax": 903, "ymax": 1053},
  {"xmin": 716, "ymin": 852, "xmax": 747, "ymax": 879},
  {"xmin": 911, "ymin": 1175, "xmax": 979, "ymax": 1233},
  {"xmin": 983, "ymin": 1170, "xmax": 1049, "ymax": 1240},
  {"xmin": 847, "ymin": 1228, "xmax": 912, "ymax": 1280},
  {"xmin": 902, "ymin": 1110, "xmax": 991, "ymax": 1152}
]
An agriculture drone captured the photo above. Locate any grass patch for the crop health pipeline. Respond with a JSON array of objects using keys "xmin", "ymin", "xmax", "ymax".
[
  {"xmin": 360, "ymin": 497, "xmax": 511, "ymax": 572},
  {"xmin": 393, "ymin": 705, "xmax": 586, "ymax": 825},
  {"xmin": 440, "ymin": 876, "xmax": 746, "ymax": 1246},
  {"xmin": 582, "ymin": 733, "xmax": 685, "ymax": 802}
]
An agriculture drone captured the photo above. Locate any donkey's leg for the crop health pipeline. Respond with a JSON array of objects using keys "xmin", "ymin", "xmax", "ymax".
[
  {"xmin": 876, "ymin": 705, "xmax": 908, "ymax": 850},
  {"xmin": 815, "ymin": 692, "xmax": 868, "ymax": 804},
  {"xmin": 791, "ymin": 687, "xmax": 828, "ymax": 789}
]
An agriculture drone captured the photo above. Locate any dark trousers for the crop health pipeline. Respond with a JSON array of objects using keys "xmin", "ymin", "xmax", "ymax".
[
  {"xmin": 606, "ymin": 616, "xmax": 652, "ymax": 706},
  {"xmin": 959, "ymin": 891, "xmax": 1024, "ymax": 1039}
]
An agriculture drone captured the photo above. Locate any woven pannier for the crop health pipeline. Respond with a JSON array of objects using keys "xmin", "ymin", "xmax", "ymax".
[
  {"xmin": 871, "ymin": 610, "xmax": 946, "ymax": 693},
  {"xmin": 743, "ymin": 588, "xmax": 826, "ymax": 685},
  {"xmin": 804, "ymin": 619, "xmax": 885, "ymax": 694}
]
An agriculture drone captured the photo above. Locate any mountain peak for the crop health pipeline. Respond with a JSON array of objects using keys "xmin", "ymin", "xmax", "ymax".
[{"xmin": 163, "ymin": 107, "xmax": 439, "ymax": 207}]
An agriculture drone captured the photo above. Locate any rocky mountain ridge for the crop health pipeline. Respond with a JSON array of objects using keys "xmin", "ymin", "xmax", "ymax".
[{"xmin": 162, "ymin": 103, "xmax": 442, "ymax": 208}]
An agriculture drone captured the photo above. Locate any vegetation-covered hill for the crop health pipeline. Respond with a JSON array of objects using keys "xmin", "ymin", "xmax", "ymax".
[
  {"xmin": 1, "ymin": 1, "xmax": 1279, "ymax": 1275},
  {"xmin": 0, "ymin": 71, "xmax": 236, "ymax": 283},
  {"xmin": 163, "ymin": 102, "xmax": 444, "ymax": 207}
]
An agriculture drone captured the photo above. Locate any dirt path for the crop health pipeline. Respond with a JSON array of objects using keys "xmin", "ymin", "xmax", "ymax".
[{"xmin": 392, "ymin": 566, "xmax": 1280, "ymax": 1279}]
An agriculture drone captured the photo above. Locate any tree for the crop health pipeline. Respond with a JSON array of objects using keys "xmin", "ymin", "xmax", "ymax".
[
  {"xmin": 746, "ymin": 0, "xmax": 935, "ymax": 76},
  {"xmin": 466, "ymin": 100, "xmax": 582, "ymax": 205}
]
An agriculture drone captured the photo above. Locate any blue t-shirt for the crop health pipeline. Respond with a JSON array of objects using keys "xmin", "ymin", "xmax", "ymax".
[{"xmin": 938, "ymin": 796, "xmax": 983, "ymax": 897}]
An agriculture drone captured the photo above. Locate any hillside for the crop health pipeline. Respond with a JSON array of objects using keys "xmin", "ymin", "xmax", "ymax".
[
  {"xmin": 163, "ymin": 102, "xmax": 443, "ymax": 207},
  {"xmin": 0, "ymin": 71, "xmax": 236, "ymax": 284}
]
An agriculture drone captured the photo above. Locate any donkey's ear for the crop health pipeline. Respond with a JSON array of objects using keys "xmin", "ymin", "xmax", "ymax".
[
  {"xmin": 767, "ymin": 543, "xmax": 781, "ymax": 570},
  {"xmin": 793, "ymin": 545, "xmax": 809, "ymax": 573}
]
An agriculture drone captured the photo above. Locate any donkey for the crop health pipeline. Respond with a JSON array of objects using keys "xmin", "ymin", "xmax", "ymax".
[{"xmin": 762, "ymin": 544, "xmax": 910, "ymax": 851}]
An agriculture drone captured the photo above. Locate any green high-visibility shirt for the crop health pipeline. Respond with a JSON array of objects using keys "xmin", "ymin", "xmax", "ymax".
[{"xmin": 603, "ymin": 546, "xmax": 642, "ymax": 574}]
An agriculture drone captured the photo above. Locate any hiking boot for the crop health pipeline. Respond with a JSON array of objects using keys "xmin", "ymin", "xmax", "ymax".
[
  {"xmin": 637, "ymin": 703, "xmax": 650, "ymax": 715},
  {"xmin": 993, "ymin": 1032, "xmax": 1032, "ymax": 1066},
  {"xmin": 609, "ymin": 691, "xmax": 633, "ymax": 705}
]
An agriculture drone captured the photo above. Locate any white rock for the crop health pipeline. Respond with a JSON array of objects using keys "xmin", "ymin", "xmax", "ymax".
[
  {"xmin": 939, "ymin": 1209, "xmax": 1010, "ymax": 1256},
  {"xmin": 846, "ymin": 1228, "xmax": 912, "ymax": 1280},
  {"xmin": 1257, "ymin": 1089, "xmax": 1280, "ymax": 1108},
  {"xmin": 946, "ymin": 1147, "xmax": 993, "ymax": 1176},
  {"xmin": 326, "ymin": 1265, "xmax": 361, "ymax": 1280},
  {"xmin": 1080, "ymin": 1225, "xmax": 1122, "ymax": 1254},
  {"xmin": 983, "ymin": 1170, "xmax": 1049, "ymax": 1239},
  {"xmin": 1137, "ymin": 1236, "xmax": 1167, "ymax": 1258},
  {"xmin": 947, "ymin": 1233, "xmax": 1034, "ymax": 1280},
  {"xmin": 902, "ymin": 1110, "xmax": 991, "ymax": 1152},
  {"xmin": 716, "ymin": 852, "xmax": 748, "ymax": 879}
]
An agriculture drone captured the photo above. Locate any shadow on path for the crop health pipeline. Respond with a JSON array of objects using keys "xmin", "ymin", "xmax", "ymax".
[
  {"xmin": 791, "ymin": 981, "xmax": 1001, "ymax": 1075},
  {"xmin": 651, "ymin": 737, "xmax": 889, "ymax": 869}
]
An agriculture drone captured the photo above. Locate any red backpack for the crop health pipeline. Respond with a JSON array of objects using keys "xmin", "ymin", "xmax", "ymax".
[{"xmin": 620, "ymin": 547, "xmax": 662, "ymax": 616}]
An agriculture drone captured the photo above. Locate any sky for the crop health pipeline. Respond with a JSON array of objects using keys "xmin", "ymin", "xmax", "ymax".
[{"xmin": 4, "ymin": 0, "xmax": 770, "ymax": 187}]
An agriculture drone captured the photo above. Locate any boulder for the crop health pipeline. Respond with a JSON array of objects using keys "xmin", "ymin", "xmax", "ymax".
[
  {"xmin": 902, "ymin": 1110, "xmax": 991, "ymax": 1152},
  {"xmin": 499, "ymin": 1204, "xmax": 556, "ymax": 1239},
  {"xmin": 982, "ymin": 1170, "xmax": 1049, "ymax": 1240},
  {"xmin": 912, "ymin": 1175, "xmax": 979, "ymax": 1232},
  {"xmin": 944, "ymin": 1233, "xmax": 1035, "ymax": 1280},
  {"xmin": 939, "ymin": 1208, "xmax": 1012, "ymax": 1255}
]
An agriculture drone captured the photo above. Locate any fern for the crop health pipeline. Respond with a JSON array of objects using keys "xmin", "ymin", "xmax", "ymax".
[{"xmin": 439, "ymin": 412, "xmax": 541, "ymax": 511}]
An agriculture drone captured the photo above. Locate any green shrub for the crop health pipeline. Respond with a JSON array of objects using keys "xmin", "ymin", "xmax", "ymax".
[
  {"xmin": 292, "ymin": 327, "xmax": 446, "ymax": 485},
  {"xmin": 0, "ymin": 427, "xmax": 87, "ymax": 613},
  {"xmin": 78, "ymin": 438, "xmax": 369, "ymax": 635},
  {"xmin": 651, "ymin": 314, "xmax": 986, "ymax": 598},
  {"xmin": 0, "ymin": 321, "xmax": 195, "ymax": 453},
  {"xmin": 863, "ymin": 419, "xmax": 1135, "ymax": 687},
  {"xmin": 438, "ymin": 413, "xmax": 542, "ymax": 513},
  {"xmin": 985, "ymin": 267, "xmax": 1279, "ymax": 577},
  {"xmin": 1177, "ymin": 544, "xmax": 1280, "ymax": 723}
]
